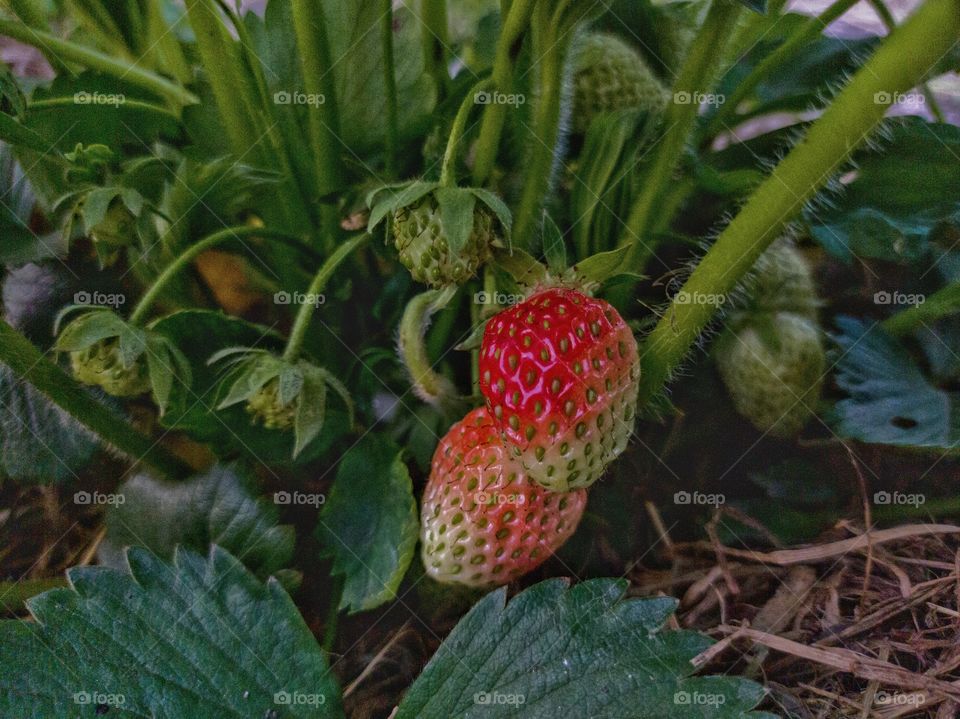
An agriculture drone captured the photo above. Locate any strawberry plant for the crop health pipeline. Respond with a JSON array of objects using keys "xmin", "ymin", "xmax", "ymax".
[{"xmin": 0, "ymin": 0, "xmax": 959, "ymax": 717}]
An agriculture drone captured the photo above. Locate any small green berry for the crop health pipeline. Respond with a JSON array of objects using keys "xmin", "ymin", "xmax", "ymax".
[
  {"xmin": 245, "ymin": 378, "xmax": 296, "ymax": 430},
  {"xmin": 70, "ymin": 338, "xmax": 150, "ymax": 397}
]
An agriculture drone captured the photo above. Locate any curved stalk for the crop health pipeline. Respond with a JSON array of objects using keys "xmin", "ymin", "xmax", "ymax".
[
  {"xmin": 0, "ymin": 319, "xmax": 192, "ymax": 479},
  {"xmin": 128, "ymin": 227, "xmax": 316, "ymax": 325},
  {"xmin": 637, "ymin": 0, "xmax": 960, "ymax": 406},
  {"xmin": 883, "ymin": 283, "xmax": 960, "ymax": 336},
  {"xmin": 282, "ymin": 234, "xmax": 371, "ymax": 362},
  {"xmin": 440, "ymin": 78, "xmax": 492, "ymax": 187},
  {"xmin": 618, "ymin": 0, "xmax": 742, "ymax": 271},
  {"xmin": 471, "ymin": 0, "xmax": 537, "ymax": 184},
  {"xmin": 397, "ymin": 286, "xmax": 463, "ymax": 412},
  {"xmin": 0, "ymin": 19, "xmax": 197, "ymax": 107}
]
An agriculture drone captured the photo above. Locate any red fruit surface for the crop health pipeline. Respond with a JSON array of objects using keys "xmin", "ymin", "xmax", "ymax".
[
  {"xmin": 420, "ymin": 407, "xmax": 587, "ymax": 588},
  {"xmin": 479, "ymin": 287, "xmax": 639, "ymax": 491}
]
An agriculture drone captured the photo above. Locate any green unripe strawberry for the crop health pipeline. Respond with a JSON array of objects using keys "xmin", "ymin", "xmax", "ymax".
[
  {"xmin": 392, "ymin": 196, "xmax": 496, "ymax": 288},
  {"xmin": 572, "ymin": 32, "xmax": 670, "ymax": 133},
  {"xmin": 749, "ymin": 243, "xmax": 819, "ymax": 317},
  {"xmin": 245, "ymin": 377, "xmax": 296, "ymax": 430},
  {"xmin": 70, "ymin": 338, "xmax": 150, "ymax": 397},
  {"xmin": 715, "ymin": 313, "xmax": 825, "ymax": 438}
]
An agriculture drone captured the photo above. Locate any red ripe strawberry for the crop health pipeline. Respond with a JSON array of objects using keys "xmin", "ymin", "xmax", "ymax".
[
  {"xmin": 479, "ymin": 287, "xmax": 639, "ymax": 491},
  {"xmin": 421, "ymin": 407, "xmax": 587, "ymax": 588}
]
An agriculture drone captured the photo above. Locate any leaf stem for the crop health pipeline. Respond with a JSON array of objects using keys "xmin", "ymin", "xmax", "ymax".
[
  {"xmin": 0, "ymin": 319, "xmax": 192, "ymax": 479},
  {"xmin": 440, "ymin": 78, "xmax": 492, "ymax": 187},
  {"xmin": 0, "ymin": 18, "xmax": 197, "ymax": 107},
  {"xmin": 420, "ymin": 0, "xmax": 450, "ymax": 97},
  {"xmin": 128, "ymin": 227, "xmax": 315, "ymax": 326},
  {"xmin": 282, "ymin": 234, "xmax": 371, "ymax": 363},
  {"xmin": 471, "ymin": 0, "xmax": 537, "ymax": 184},
  {"xmin": 618, "ymin": 0, "xmax": 743, "ymax": 271},
  {"xmin": 637, "ymin": 0, "xmax": 960, "ymax": 406},
  {"xmin": 322, "ymin": 576, "xmax": 343, "ymax": 654},
  {"xmin": 883, "ymin": 283, "xmax": 960, "ymax": 336},
  {"xmin": 382, "ymin": 0, "xmax": 400, "ymax": 176}
]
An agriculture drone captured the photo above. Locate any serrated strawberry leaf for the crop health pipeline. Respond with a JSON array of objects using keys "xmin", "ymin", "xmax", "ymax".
[
  {"xmin": 830, "ymin": 315, "xmax": 960, "ymax": 450},
  {"xmin": 395, "ymin": 578, "xmax": 773, "ymax": 718},
  {"xmin": 317, "ymin": 435, "xmax": 418, "ymax": 613},
  {"xmin": 99, "ymin": 464, "xmax": 296, "ymax": 584},
  {"xmin": 0, "ymin": 546, "xmax": 343, "ymax": 718},
  {"xmin": 435, "ymin": 186, "xmax": 476, "ymax": 256}
]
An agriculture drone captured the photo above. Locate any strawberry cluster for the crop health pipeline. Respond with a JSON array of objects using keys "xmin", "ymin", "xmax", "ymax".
[{"xmin": 421, "ymin": 287, "xmax": 640, "ymax": 588}]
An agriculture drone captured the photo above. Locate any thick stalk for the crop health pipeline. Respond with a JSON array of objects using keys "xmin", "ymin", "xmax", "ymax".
[
  {"xmin": 883, "ymin": 283, "xmax": 960, "ymax": 336},
  {"xmin": 128, "ymin": 226, "xmax": 313, "ymax": 325},
  {"xmin": 618, "ymin": 0, "xmax": 742, "ymax": 267},
  {"xmin": 0, "ymin": 319, "xmax": 192, "ymax": 479},
  {"xmin": 291, "ymin": 0, "xmax": 344, "ymax": 197},
  {"xmin": 440, "ymin": 78, "xmax": 492, "ymax": 186},
  {"xmin": 703, "ymin": 0, "xmax": 861, "ymax": 140},
  {"xmin": 282, "ymin": 234, "xmax": 370, "ymax": 362},
  {"xmin": 637, "ymin": 0, "xmax": 960, "ymax": 406},
  {"xmin": 383, "ymin": 0, "xmax": 400, "ymax": 176},
  {"xmin": 471, "ymin": 0, "xmax": 537, "ymax": 184},
  {"xmin": 511, "ymin": 2, "xmax": 566, "ymax": 250},
  {"xmin": 0, "ymin": 18, "xmax": 197, "ymax": 107}
]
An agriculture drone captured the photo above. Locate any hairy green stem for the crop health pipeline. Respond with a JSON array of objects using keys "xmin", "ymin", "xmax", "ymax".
[
  {"xmin": 129, "ymin": 226, "xmax": 315, "ymax": 325},
  {"xmin": 0, "ymin": 18, "xmax": 197, "ymax": 107},
  {"xmin": 383, "ymin": 0, "xmax": 400, "ymax": 176},
  {"xmin": 637, "ymin": 0, "xmax": 960, "ymax": 406},
  {"xmin": 291, "ymin": 0, "xmax": 344, "ymax": 198},
  {"xmin": 703, "ymin": 0, "xmax": 861, "ymax": 140},
  {"xmin": 0, "ymin": 319, "xmax": 192, "ymax": 479},
  {"xmin": 440, "ymin": 78, "xmax": 492, "ymax": 186},
  {"xmin": 618, "ymin": 0, "xmax": 742, "ymax": 270},
  {"xmin": 471, "ymin": 0, "xmax": 537, "ymax": 184},
  {"xmin": 511, "ymin": 2, "xmax": 566, "ymax": 250},
  {"xmin": 397, "ymin": 286, "xmax": 462, "ymax": 412},
  {"xmin": 883, "ymin": 283, "xmax": 960, "ymax": 336},
  {"xmin": 282, "ymin": 234, "xmax": 370, "ymax": 362}
]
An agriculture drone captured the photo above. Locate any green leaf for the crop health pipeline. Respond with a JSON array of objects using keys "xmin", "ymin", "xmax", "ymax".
[
  {"xmin": 0, "ymin": 546, "xmax": 343, "ymax": 718},
  {"xmin": 0, "ymin": 364, "xmax": 101, "ymax": 483},
  {"xmin": 541, "ymin": 211, "xmax": 567, "ymax": 274},
  {"xmin": 831, "ymin": 316, "xmax": 960, "ymax": 450},
  {"xmin": 293, "ymin": 366, "xmax": 327, "ymax": 458},
  {"xmin": 435, "ymin": 186, "xmax": 476, "ymax": 256},
  {"xmin": 805, "ymin": 119, "xmax": 960, "ymax": 265},
  {"xmin": 396, "ymin": 578, "xmax": 771, "ymax": 718},
  {"xmin": 574, "ymin": 245, "xmax": 638, "ymax": 285},
  {"xmin": 53, "ymin": 308, "xmax": 127, "ymax": 352},
  {"xmin": 368, "ymin": 180, "xmax": 437, "ymax": 231},
  {"xmin": 99, "ymin": 464, "xmax": 296, "ymax": 582},
  {"xmin": 469, "ymin": 186, "xmax": 513, "ymax": 236},
  {"xmin": 318, "ymin": 435, "xmax": 418, "ymax": 613}
]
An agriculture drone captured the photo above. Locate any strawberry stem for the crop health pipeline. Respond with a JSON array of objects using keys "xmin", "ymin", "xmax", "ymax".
[
  {"xmin": 0, "ymin": 319, "xmax": 192, "ymax": 479},
  {"xmin": 421, "ymin": 0, "xmax": 451, "ymax": 98},
  {"xmin": 397, "ymin": 286, "xmax": 463, "ymax": 413},
  {"xmin": 282, "ymin": 233, "xmax": 371, "ymax": 362},
  {"xmin": 128, "ymin": 226, "xmax": 315, "ymax": 326},
  {"xmin": 382, "ymin": 0, "xmax": 400, "ymax": 176},
  {"xmin": 440, "ymin": 78, "xmax": 492, "ymax": 187},
  {"xmin": 637, "ymin": 0, "xmax": 960, "ymax": 407}
]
